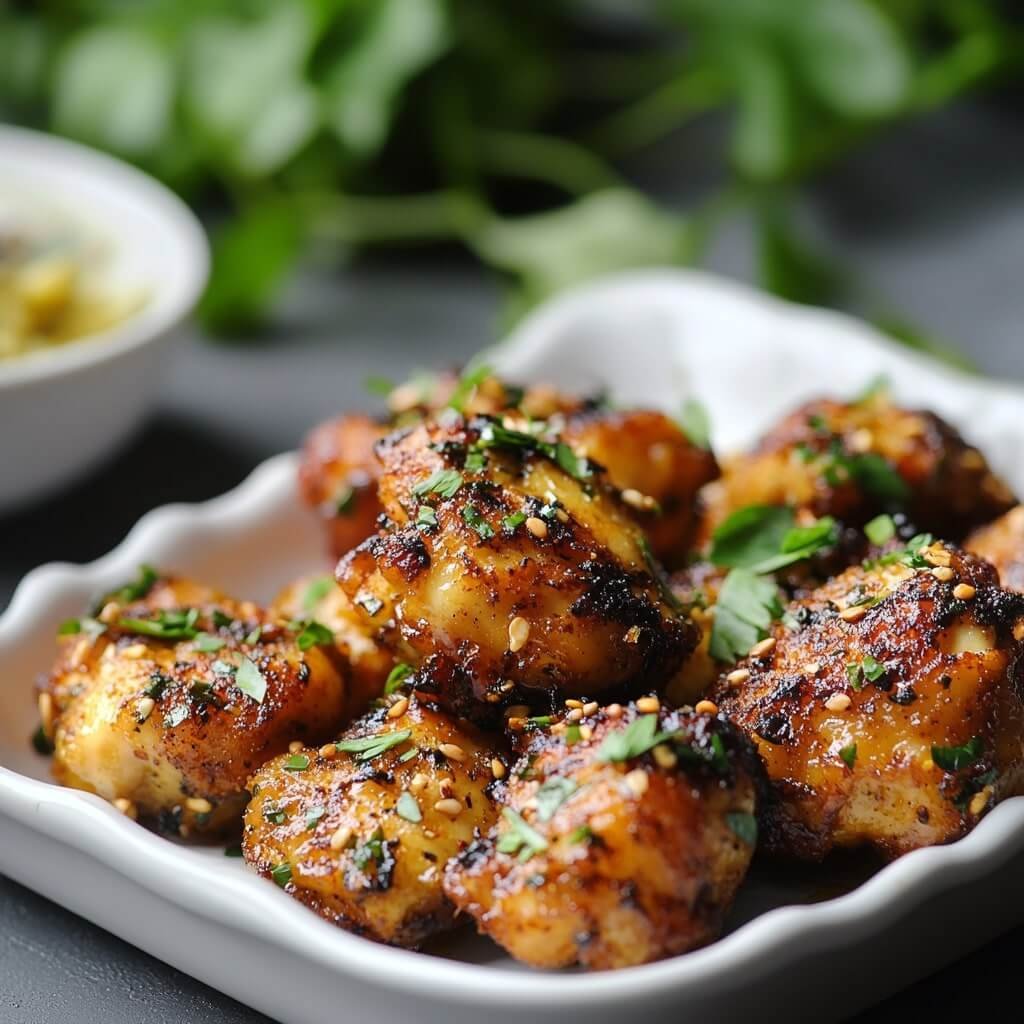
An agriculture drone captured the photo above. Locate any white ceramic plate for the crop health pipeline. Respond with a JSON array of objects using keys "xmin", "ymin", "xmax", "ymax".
[{"xmin": 4, "ymin": 270, "xmax": 1024, "ymax": 1024}]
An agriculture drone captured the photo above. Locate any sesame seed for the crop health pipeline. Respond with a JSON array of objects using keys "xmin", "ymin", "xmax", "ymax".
[
  {"xmin": 604, "ymin": 703, "xmax": 624, "ymax": 719},
  {"xmin": 37, "ymin": 692, "xmax": 54, "ymax": 735},
  {"xmin": 726, "ymin": 668, "xmax": 751, "ymax": 686},
  {"xmin": 624, "ymin": 625, "xmax": 642, "ymax": 644},
  {"xmin": 508, "ymin": 617, "xmax": 531, "ymax": 653},
  {"xmin": 136, "ymin": 696, "xmax": 156, "ymax": 723},
  {"xmin": 969, "ymin": 788, "xmax": 992, "ymax": 817},
  {"xmin": 849, "ymin": 428, "xmax": 873, "ymax": 453},
  {"xmin": 636, "ymin": 696, "xmax": 660, "ymax": 714},
  {"xmin": 330, "ymin": 825, "xmax": 352, "ymax": 851},
  {"xmin": 748, "ymin": 637, "xmax": 776, "ymax": 658},
  {"xmin": 924, "ymin": 547, "xmax": 952, "ymax": 567},
  {"xmin": 621, "ymin": 488, "xmax": 656, "ymax": 510},
  {"xmin": 423, "ymin": 828, "xmax": 438, "ymax": 839},
  {"xmin": 434, "ymin": 798, "xmax": 463, "ymax": 817},
  {"xmin": 288, "ymin": 740, "xmax": 304, "ymax": 754},
  {"xmin": 113, "ymin": 798, "xmax": 137, "ymax": 820},
  {"xmin": 652, "ymin": 745, "xmax": 677, "ymax": 769},
  {"xmin": 839, "ymin": 605, "xmax": 867, "ymax": 623},
  {"xmin": 319, "ymin": 743, "xmax": 337, "ymax": 758},
  {"xmin": 438, "ymin": 777, "xmax": 455, "ymax": 798},
  {"xmin": 695, "ymin": 699, "xmax": 719, "ymax": 715},
  {"xmin": 802, "ymin": 662, "xmax": 820, "ymax": 676},
  {"xmin": 582, "ymin": 701, "xmax": 599, "ymax": 716},
  {"xmin": 931, "ymin": 566, "xmax": 954, "ymax": 582},
  {"xmin": 439, "ymin": 742, "xmax": 467, "ymax": 762},
  {"xmin": 186, "ymin": 797, "xmax": 213, "ymax": 815},
  {"xmin": 121, "ymin": 643, "xmax": 148, "ymax": 660},
  {"xmin": 578, "ymin": 724, "xmax": 593, "ymax": 740},
  {"xmin": 491, "ymin": 758, "xmax": 506, "ymax": 780},
  {"xmin": 953, "ymin": 583, "xmax": 976, "ymax": 601},
  {"xmin": 555, "ymin": 509, "xmax": 569, "ymax": 523},
  {"xmin": 387, "ymin": 696, "xmax": 409, "ymax": 719},
  {"xmin": 410, "ymin": 773, "xmax": 429, "ymax": 793},
  {"xmin": 565, "ymin": 699, "xmax": 583, "ymax": 709},
  {"xmin": 824, "ymin": 693, "xmax": 851, "ymax": 712},
  {"xmin": 98, "ymin": 601, "xmax": 121, "ymax": 624},
  {"xmin": 499, "ymin": 681, "xmax": 515, "ymax": 692},
  {"xmin": 624, "ymin": 769, "xmax": 649, "ymax": 796},
  {"xmin": 565, "ymin": 708, "xmax": 583, "ymax": 723},
  {"xmin": 525, "ymin": 516, "xmax": 548, "ymax": 539}
]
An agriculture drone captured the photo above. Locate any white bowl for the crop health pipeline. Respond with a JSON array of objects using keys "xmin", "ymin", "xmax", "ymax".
[{"xmin": 0, "ymin": 126, "xmax": 209, "ymax": 512}]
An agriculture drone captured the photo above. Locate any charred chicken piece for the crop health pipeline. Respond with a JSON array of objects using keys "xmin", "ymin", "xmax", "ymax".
[{"xmin": 966, "ymin": 505, "xmax": 1024, "ymax": 593}]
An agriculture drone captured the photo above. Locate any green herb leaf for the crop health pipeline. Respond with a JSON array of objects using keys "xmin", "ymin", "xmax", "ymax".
[
  {"xmin": 710, "ymin": 505, "xmax": 836, "ymax": 573},
  {"xmin": 336, "ymin": 728, "xmax": 412, "ymax": 762},
  {"xmin": 270, "ymin": 862, "xmax": 292, "ymax": 888},
  {"xmin": 295, "ymin": 619, "xmax": 334, "ymax": 651},
  {"xmin": 447, "ymin": 363, "xmax": 493, "ymax": 413},
  {"xmin": 284, "ymin": 753, "xmax": 310, "ymax": 771},
  {"xmin": 396, "ymin": 791, "xmax": 422, "ymax": 823},
  {"xmin": 305, "ymin": 805, "xmax": 325, "ymax": 830},
  {"xmin": 553, "ymin": 441, "xmax": 593, "ymax": 480},
  {"xmin": 303, "ymin": 576, "xmax": 334, "ymax": 612},
  {"xmin": 846, "ymin": 452, "xmax": 910, "ymax": 504},
  {"xmin": 932, "ymin": 737, "xmax": 983, "ymax": 773},
  {"xmin": 502, "ymin": 511, "xmax": 527, "ymax": 532},
  {"xmin": 384, "ymin": 663, "xmax": 413, "ymax": 695},
  {"xmin": 194, "ymin": 632, "xmax": 225, "ymax": 653},
  {"xmin": 235, "ymin": 657, "xmax": 267, "ymax": 704},
  {"xmin": 569, "ymin": 824, "xmax": 594, "ymax": 844},
  {"xmin": 117, "ymin": 608, "xmax": 199, "ymax": 641},
  {"xmin": 534, "ymin": 777, "xmax": 578, "ymax": 822},
  {"xmin": 840, "ymin": 742, "xmax": 857, "ymax": 768},
  {"xmin": 416, "ymin": 504, "xmax": 438, "ymax": 530},
  {"xmin": 461, "ymin": 503, "xmax": 495, "ymax": 540},
  {"xmin": 725, "ymin": 811, "xmax": 758, "ymax": 846},
  {"xmin": 597, "ymin": 714, "xmax": 678, "ymax": 763},
  {"xmin": 497, "ymin": 808, "xmax": 549, "ymax": 862},
  {"xmin": 412, "ymin": 468, "xmax": 464, "ymax": 499},
  {"xmin": 709, "ymin": 569, "xmax": 783, "ymax": 663},
  {"xmin": 679, "ymin": 398, "xmax": 711, "ymax": 450},
  {"xmin": 104, "ymin": 564, "xmax": 159, "ymax": 607},
  {"xmin": 864, "ymin": 514, "xmax": 896, "ymax": 546}
]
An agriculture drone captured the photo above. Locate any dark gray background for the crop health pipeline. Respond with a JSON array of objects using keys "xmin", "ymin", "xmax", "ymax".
[{"xmin": 2, "ymin": 100, "xmax": 1022, "ymax": 1022}]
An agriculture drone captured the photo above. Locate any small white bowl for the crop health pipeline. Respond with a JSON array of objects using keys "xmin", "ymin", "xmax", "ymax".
[{"xmin": 0, "ymin": 126, "xmax": 209, "ymax": 512}]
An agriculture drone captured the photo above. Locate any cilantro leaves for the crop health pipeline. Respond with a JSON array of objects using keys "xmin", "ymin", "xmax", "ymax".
[
  {"xmin": 679, "ymin": 397, "xmax": 711, "ymax": 450},
  {"xmin": 709, "ymin": 505, "xmax": 837, "ymax": 574},
  {"xmin": 497, "ymin": 808, "xmax": 549, "ymax": 861},
  {"xmin": 709, "ymin": 569, "xmax": 783, "ymax": 663},
  {"xmin": 412, "ymin": 468, "xmax": 464, "ymax": 500},
  {"xmin": 596, "ymin": 714, "xmax": 677, "ymax": 763},
  {"xmin": 932, "ymin": 737, "xmax": 983, "ymax": 772},
  {"xmin": 336, "ymin": 729, "xmax": 412, "ymax": 762}
]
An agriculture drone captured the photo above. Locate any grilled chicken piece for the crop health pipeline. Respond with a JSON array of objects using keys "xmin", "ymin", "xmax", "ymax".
[
  {"xmin": 41, "ymin": 574, "xmax": 347, "ymax": 838},
  {"xmin": 561, "ymin": 410, "xmax": 718, "ymax": 568},
  {"xmin": 443, "ymin": 702, "xmax": 761, "ymax": 969},
  {"xmin": 271, "ymin": 574, "xmax": 394, "ymax": 717},
  {"xmin": 699, "ymin": 393, "xmax": 1014, "ymax": 544},
  {"xmin": 336, "ymin": 416, "xmax": 697, "ymax": 718},
  {"xmin": 242, "ymin": 694, "xmax": 503, "ymax": 947},
  {"xmin": 710, "ymin": 540, "xmax": 1024, "ymax": 860},
  {"xmin": 966, "ymin": 505, "xmax": 1024, "ymax": 593}
]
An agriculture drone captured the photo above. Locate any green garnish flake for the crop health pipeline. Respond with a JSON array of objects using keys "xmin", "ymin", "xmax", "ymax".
[
  {"xmin": 117, "ymin": 607, "xmax": 199, "ymax": 640},
  {"xmin": 336, "ymin": 728, "xmax": 412, "ymax": 762},
  {"xmin": 364, "ymin": 374, "xmax": 394, "ymax": 396},
  {"xmin": 464, "ymin": 448, "xmax": 486, "ymax": 474},
  {"xmin": 396, "ymin": 791, "xmax": 422, "ymax": 823},
  {"xmin": 474, "ymin": 421, "xmax": 594, "ymax": 483},
  {"xmin": 194, "ymin": 632, "xmax": 225, "ymax": 653},
  {"xmin": 864, "ymin": 514, "xmax": 896, "ymax": 546},
  {"xmin": 847, "ymin": 655, "xmax": 886, "ymax": 691},
  {"xmin": 295, "ymin": 619, "xmax": 334, "ymax": 651},
  {"xmin": 535, "ymin": 778, "xmax": 578, "ymax": 822},
  {"xmin": 284, "ymin": 753, "xmax": 310, "ymax": 771},
  {"xmin": 105, "ymin": 564, "xmax": 159, "ymax": 607},
  {"xmin": 144, "ymin": 672, "xmax": 172, "ymax": 699},
  {"xmin": 412, "ymin": 468, "xmax": 464, "ymax": 500},
  {"xmin": 553, "ymin": 441, "xmax": 593, "ymax": 481},
  {"xmin": 932, "ymin": 736, "xmax": 983, "ymax": 772},
  {"xmin": 709, "ymin": 505, "xmax": 837, "ymax": 574},
  {"xmin": 58, "ymin": 616, "xmax": 106, "ymax": 640},
  {"xmin": 709, "ymin": 568, "xmax": 783, "ymax": 663},
  {"xmin": 335, "ymin": 485, "xmax": 357, "ymax": 517},
  {"xmin": 565, "ymin": 723, "xmax": 582, "ymax": 745},
  {"xmin": 352, "ymin": 827, "xmax": 388, "ymax": 870},
  {"xmin": 416, "ymin": 505, "xmax": 438, "ymax": 530},
  {"xmin": 569, "ymin": 824, "xmax": 594, "ymax": 845},
  {"xmin": 235, "ymin": 657, "xmax": 267, "ymax": 704},
  {"xmin": 447, "ymin": 363, "xmax": 493, "ymax": 413},
  {"xmin": 398, "ymin": 747, "xmax": 419, "ymax": 763},
  {"xmin": 270, "ymin": 862, "xmax": 292, "ymax": 888},
  {"xmin": 384, "ymin": 662, "xmax": 413, "ymax": 695},
  {"xmin": 461, "ymin": 503, "xmax": 495, "ymax": 540},
  {"xmin": 305, "ymin": 805, "xmax": 326, "ymax": 830},
  {"xmin": 840, "ymin": 743, "xmax": 857, "ymax": 768},
  {"xmin": 679, "ymin": 397, "xmax": 711, "ymax": 450},
  {"xmin": 596, "ymin": 714, "xmax": 677, "ymax": 763},
  {"xmin": 244, "ymin": 626, "xmax": 262, "ymax": 645},
  {"xmin": 847, "ymin": 452, "xmax": 909, "ymax": 503},
  {"xmin": 303, "ymin": 576, "xmax": 334, "ymax": 612},
  {"xmin": 497, "ymin": 808, "xmax": 549, "ymax": 862},
  {"xmin": 264, "ymin": 803, "xmax": 287, "ymax": 825},
  {"xmin": 725, "ymin": 811, "xmax": 758, "ymax": 846},
  {"xmin": 502, "ymin": 511, "xmax": 527, "ymax": 533}
]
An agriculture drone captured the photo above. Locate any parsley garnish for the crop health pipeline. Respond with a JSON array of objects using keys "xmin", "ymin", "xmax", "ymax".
[
  {"xmin": 464, "ymin": 448, "xmax": 486, "ymax": 474},
  {"xmin": 415, "ymin": 505, "xmax": 438, "ymax": 530},
  {"xmin": 461, "ymin": 503, "xmax": 495, "ymax": 540},
  {"xmin": 709, "ymin": 568, "xmax": 783, "ymax": 663},
  {"xmin": 502, "ymin": 511, "xmax": 527, "ymax": 532},
  {"xmin": 447, "ymin": 363, "xmax": 493, "ymax": 413},
  {"xmin": 194, "ymin": 632, "xmax": 225, "ymax": 653},
  {"xmin": 710, "ymin": 505, "xmax": 837, "ymax": 573},
  {"xmin": 846, "ymin": 655, "xmax": 886, "ymax": 691},
  {"xmin": 679, "ymin": 397, "xmax": 711, "ymax": 450},
  {"xmin": 303, "ymin": 576, "xmax": 333, "ymax": 611},
  {"xmin": 103, "ymin": 564, "xmax": 159, "ymax": 608},
  {"xmin": 473, "ymin": 421, "xmax": 594, "ymax": 482},
  {"xmin": 846, "ymin": 452, "xmax": 910, "ymax": 503},
  {"xmin": 264, "ymin": 803, "xmax": 288, "ymax": 825},
  {"xmin": 553, "ymin": 442, "xmax": 593, "ymax": 480},
  {"xmin": 294, "ymin": 620, "xmax": 334, "ymax": 651},
  {"xmin": 932, "ymin": 737, "xmax": 983, "ymax": 772},
  {"xmin": 840, "ymin": 743, "xmax": 857, "ymax": 768},
  {"xmin": 569, "ymin": 824, "xmax": 594, "ymax": 844},
  {"xmin": 235, "ymin": 657, "xmax": 267, "ymax": 704},
  {"xmin": 118, "ymin": 608, "xmax": 199, "ymax": 641},
  {"xmin": 596, "ymin": 714, "xmax": 677, "ymax": 763},
  {"xmin": 384, "ymin": 663, "xmax": 413, "ymax": 695},
  {"xmin": 396, "ymin": 791, "xmax": 422, "ymax": 823},
  {"xmin": 284, "ymin": 753, "xmax": 310, "ymax": 771},
  {"xmin": 144, "ymin": 672, "xmax": 172, "ymax": 699},
  {"xmin": 58, "ymin": 616, "xmax": 106, "ymax": 640},
  {"xmin": 270, "ymin": 862, "xmax": 292, "ymax": 888},
  {"xmin": 244, "ymin": 626, "xmax": 262, "ymax": 645},
  {"xmin": 336, "ymin": 729, "xmax": 412, "ymax": 762},
  {"xmin": 534, "ymin": 778, "xmax": 578, "ymax": 822},
  {"xmin": 497, "ymin": 808, "xmax": 549, "ymax": 861},
  {"xmin": 305, "ymin": 805, "xmax": 325, "ymax": 830},
  {"xmin": 725, "ymin": 811, "xmax": 758, "ymax": 845},
  {"xmin": 864, "ymin": 514, "xmax": 896, "ymax": 546},
  {"xmin": 352, "ymin": 827, "xmax": 388, "ymax": 870},
  {"xmin": 412, "ymin": 468, "xmax": 464, "ymax": 500}
]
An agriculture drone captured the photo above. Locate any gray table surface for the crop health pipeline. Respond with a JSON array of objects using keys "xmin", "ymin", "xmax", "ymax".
[{"xmin": 2, "ymin": 100, "xmax": 1022, "ymax": 1022}]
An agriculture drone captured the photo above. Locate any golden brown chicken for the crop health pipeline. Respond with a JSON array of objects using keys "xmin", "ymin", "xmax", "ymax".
[
  {"xmin": 699, "ymin": 393, "xmax": 1014, "ymax": 544},
  {"xmin": 710, "ymin": 539, "xmax": 1024, "ymax": 860},
  {"xmin": 443, "ymin": 700, "xmax": 762, "ymax": 969},
  {"xmin": 40, "ymin": 572, "xmax": 348, "ymax": 838},
  {"xmin": 242, "ymin": 693, "xmax": 503, "ymax": 947},
  {"xmin": 966, "ymin": 505, "xmax": 1024, "ymax": 593},
  {"xmin": 336, "ymin": 416, "xmax": 698, "ymax": 718},
  {"xmin": 561, "ymin": 409, "xmax": 718, "ymax": 568},
  {"xmin": 271, "ymin": 573, "xmax": 394, "ymax": 716}
]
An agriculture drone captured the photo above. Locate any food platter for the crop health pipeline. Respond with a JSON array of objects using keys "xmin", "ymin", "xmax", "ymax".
[{"xmin": 3, "ymin": 270, "xmax": 1024, "ymax": 1023}]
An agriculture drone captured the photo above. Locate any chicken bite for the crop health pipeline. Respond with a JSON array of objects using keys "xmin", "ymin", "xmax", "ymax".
[
  {"xmin": 710, "ymin": 539, "xmax": 1024, "ymax": 860},
  {"xmin": 966, "ymin": 505, "xmax": 1024, "ymax": 593},
  {"xmin": 443, "ymin": 702, "xmax": 762, "ymax": 969},
  {"xmin": 41, "ymin": 573, "xmax": 347, "ymax": 838},
  {"xmin": 336, "ymin": 416, "xmax": 698, "ymax": 718},
  {"xmin": 242, "ymin": 694, "xmax": 503, "ymax": 947},
  {"xmin": 699, "ymin": 393, "xmax": 1014, "ymax": 544}
]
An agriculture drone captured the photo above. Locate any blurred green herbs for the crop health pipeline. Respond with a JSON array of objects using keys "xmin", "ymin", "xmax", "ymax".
[{"xmin": 2, "ymin": 0, "xmax": 1022, "ymax": 339}]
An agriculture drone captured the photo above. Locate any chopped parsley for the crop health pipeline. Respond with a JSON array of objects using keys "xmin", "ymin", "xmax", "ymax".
[
  {"xmin": 270, "ymin": 862, "xmax": 292, "ymax": 888},
  {"xmin": 412, "ymin": 468, "xmax": 464, "ymax": 500},
  {"xmin": 840, "ymin": 743, "xmax": 857, "ymax": 768},
  {"xmin": 725, "ymin": 811, "xmax": 758, "ymax": 846},
  {"xmin": 235, "ymin": 657, "xmax": 267, "ymax": 704},
  {"xmin": 534, "ymin": 778, "xmax": 578, "ymax": 822},
  {"xmin": 447, "ymin": 363, "xmax": 493, "ymax": 413},
  {"xmin": 497, "ymin": 808, "xmax": 549, "ymax": 861},
  {"xmin": 472, "ymin": 421, "xmax": 595, "ymax": 483},
  {"xmin": 846, "ymin": 451, "xmax": 909, "ymax": 503},
  {"xmin": 502, "ymin": 511, "xmax": 527, "ymax": 532},
  {"xmin": 194, "ymin": 632, "xmax": 225, "ymax": 653},
  {"xmin": 117, "ymin": 608, "xmax": 199, "ymax": 641},
  {"xmin": 709, "ymin": 505, "xmax": 837, "ymax": 574},
  {"xmin": 396, "ymin": 791, "xmax": 422, "ymax": 823},
  {"xmin": 303, "ymin": 576, "xmax": 333, "ymax": 611},
  {"xmin": 294, "ymin": 619, "xmax": 334, "ymax": 651},
  {"xmin": 864, "ymin": 514, "xmax": 896, "ymax": 546},
  {"xmin": 846, "ymin": 655, "xmax": 886, "ymax": 691},
  {"xmin": 679, "ymin": 397, "xmax": 711, "ymax": 450},
  {"xmin": 932, "ymin": 737, "xmax": 983, "ymax": 772},
  {"xmin": 857, "ymin": 374, "xmax": 890, "ymax": 403},
  {"xmin": 553, "ymin": 442, "xmax": 593, "ymax": 480},
  {"xmin": 334, "ymin": 485, "xmax": 358, "ymax": 517},
  {"xmin": 569, "ymin": 824, "xmax": 595, "ymax": 845},
  {"xmin": 144, "ymin": 672, "xmax": 172, "ymax": 699},
  {"xmin": 415, "ymin": 505, "xmax": 438, "ymax": 530},
  {"xmin": 336, "ymin": 729, "xmax": 412, "ymax": 762},
  {"xmin": 244, "ymin": 626, "xmax": 262, "ymax": 645},
  {"xmin": 102, "ymin": 564, "xmax": 159, "ymax": 608},
  {"xmin": 461, "ymin": 503, "xmax": 495, "ymax": 540},
  {"xmin": 305, "ymin": 805, "xmax": 325, "ymax": 830},
  {"xmin": 384, "ymin": 662, "xmax": 413, "ymax": 695},
  {"xmin": 463, "ymin": 448, "xmax": 486, "ymax": 474},
  {"xmin": 58, "ymin": 616, "xmax": 106, "ymax": 640},
  {"xmin": 709, "ymin": 568, "xmax": 783, "ymax": 663},
  {"xmin": 284, "ymin": 753, "xmax": 310, "ymax": 771},
  {"xmin": 596, "ymin": 714, "xmax": 677, "ymax": 763},
  {"xmin": 263, "ymin": 803, "xmax": 288, "ymax": 825},
  {"xmin": 352, "ymin": 827, "xmax": 388, "ymax": 870}
]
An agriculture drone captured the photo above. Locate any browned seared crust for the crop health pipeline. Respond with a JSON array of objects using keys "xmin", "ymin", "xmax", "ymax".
[{"xmin": 966, "ymin": 505, "xmax": 1024, "ymax": 593}]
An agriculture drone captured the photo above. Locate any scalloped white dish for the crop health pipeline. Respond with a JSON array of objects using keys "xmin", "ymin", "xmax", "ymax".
[{"xmin": 4, "ymin": 270, "xmax": 1024, "ymax": 1024}]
